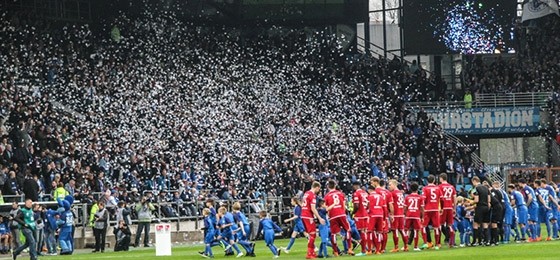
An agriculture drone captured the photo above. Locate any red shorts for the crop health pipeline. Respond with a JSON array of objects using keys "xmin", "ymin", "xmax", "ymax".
[
  {"xmin": 423, "ymin": 211, "xmax": 440, "ymax": 227},
  {"xmin": 355, "ymin": 217, "xmax": 368, "ymax": 230},
  {"xmin": 329, "ymin": 216, "xmax": 351, "ymax": 234},
  {"xmin": 302, "ymin": 218, "xmax": 317, "ymax": 234},
  {"xmin": 440, "ymin": 209, "xmax": 454, "ymax": 225},
  {"xmin": 391, "ymin": 216, "xmax": 404, "ymax": 230},
  {"xmin": 368, "ymin": 216, "xmax": 384, "ymax": 232},
  {"xmin": 405, "ymin": 218, "xmax": 422, "ymax": 230}
]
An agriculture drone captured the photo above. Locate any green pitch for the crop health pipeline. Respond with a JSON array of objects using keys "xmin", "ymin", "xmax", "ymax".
[{"xmin": 36, "ymin": 238, "xmax": 560, "ymax": 260}]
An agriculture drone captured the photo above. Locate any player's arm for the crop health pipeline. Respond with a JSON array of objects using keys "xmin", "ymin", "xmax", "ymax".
[
  {"xmin": 526, "ymin": 192, "xmax": 533, "ymax": 207},
  {"xmin": 311, "ymin": 201, "xmax": 325, "ymax": 224},
  {"xmin": 284, "ymin": 215, "xmax": 297, "ymax": 223},
  {"xmin": 452, "ymin": 193, "xmax": 457, "ymax": 212},
  {"xmin": 549, "ymin": 195, "xmax": 560, "ymax": 210},
  {"xmin": 403, "ymin": 202, "xmax": 408, "ymax": 216},
  {"xmin": 352, "ymin": 194, "xmax": 360, "ymax": 215},
  {"xmin": 326, "ymin": 198, "xmax": 336, "ymax": 211},
  {"xmin": 439, "ymin": 192, "xmax": 444, "ymax": 213},
  {"xmin": 388, "ymin": 199, "xmax": 394, "ymax": 217},
  {"xmin": 273, "ymin": 221, "xmax": 282, "ymax": 233},
  {"xmin": 235, "ymin": 216, "xmax": 246, "ymax": 235}
]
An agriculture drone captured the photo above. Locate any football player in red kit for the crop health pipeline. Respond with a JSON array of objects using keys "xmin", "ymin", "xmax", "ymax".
[
  {"xmin": 352, "ymin": 181, "xmax": 370, "ymax": 256},
  {"xmin": 376, "ymin": 179, "xmax": 394, "ymax": 254},
  {"xmin": 301, "ymin": 181, "xmax": 326, "ymax": 259},
  {"xmin": 438, "ymin": 173, "xmax": 457, "ymax": 247},
  {"xmin": 388, "ymin": 179, "xmax": 408, "ymax": 252},
  {"xmin": 421, "ymin": 175, "xmax": 443, "ymax": 250},
  {"xmin": 367, "ymin": 180, "xmax": 386, "ymax": 255},
  {"xmin": 324, "ymin": 180, "xmax": 354, "ymax": 256},
  {"xmin": 405, "ymin": 182, "xmax": 424, "ymax": 251}
]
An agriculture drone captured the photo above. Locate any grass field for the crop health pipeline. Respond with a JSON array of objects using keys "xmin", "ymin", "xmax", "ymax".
[{"xmin": 4, "ymin": 238, "xmax": 559, "ymax": 260}]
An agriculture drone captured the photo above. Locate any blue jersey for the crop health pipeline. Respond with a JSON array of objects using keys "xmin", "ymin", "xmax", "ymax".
[
  {"xmin": 512, "ymin": 190, "xmax": 526, "ymax": 208},
  {"xmin": 318, "ymin": 208, "xmax": 329, "ymax": 228},
  {"xmin": 545, "ymin": 185, "xmax": 557, "ymax": 208},
  {"xmin": 0, "ymin": 223, "xmax": 9, "ymax": 235},
  {"xmin": 501, "ymin": 190, "xmax": 512, "ymax": 210},
  {"xmin": 536, "ymin": 187, "xmax": 550, "ymax": 208},
  {"xmin": 222, "ymin": 212, "xmax": 239, "ymax": 232},
  {"xmin": 204, "ymin": 216, "xmax": 216, "ymax": 233},
  {"xmin": 318, "ymin": 208, "xmax": 328, "ymax": 221},
  {"xmin": 209, "ymin": 207, "xmax": 217, "ymax": 227},
  {"xmin": 257, "ymin": 218, "xmax": 282, "ymax": 235},
  {"xmin": 456, "ymin": 205, "xmax": 466, "ymax": 221},
  {"xmin": 60, "ymin": 210, "xmax": 74, "ymax": 228},
  {"xmin": 293, "ymin": 205, "xmax": 303, "ymax": 227},
  {"xmin": 204, "ymin": 216, "xmax": 216, "ymax": 243},
  {"xmin": 45, "ymin": 209, "xmax": 59, "ymax": 231},
  {"xmin": 233, "ymin": 211, "xmax": 250, "ymax": 227},
  {"xmin": 523, "ymin": 186, "xmax": 538, "ymax": 209}
]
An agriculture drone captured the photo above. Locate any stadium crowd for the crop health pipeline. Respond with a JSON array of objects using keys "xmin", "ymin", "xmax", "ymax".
[
  {"xmin": 463, "ymin": 15, "xmax": 560, "ymax": 94},
  {"xmin": 0, "ymin": 0, "xmax": 559, "ymax": 257}
]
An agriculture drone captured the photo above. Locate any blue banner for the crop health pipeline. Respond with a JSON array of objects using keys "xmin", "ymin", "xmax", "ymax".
[{"xmin": 426, "ymin": 107, "xmax": 541, "ymax": 135}]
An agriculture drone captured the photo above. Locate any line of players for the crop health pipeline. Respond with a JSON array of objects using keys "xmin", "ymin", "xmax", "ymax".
[
  {"xmin": 288, "ymin": 175, "xmax": 457, "ymax": 259},
  {"xmin": 287, "ymin": 174, "xmax": 560, "ymax": 259},
  {"xmin": 198, "ymin": 173, "xmax": 560, "ymax": 258},
  {"xmin": 507, "ymin": 178, "xmax": 560, "ymax": 243}
]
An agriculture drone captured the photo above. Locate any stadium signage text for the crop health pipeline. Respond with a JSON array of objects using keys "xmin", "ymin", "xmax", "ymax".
[{"xmin": 426, "ymin": 107, "xmax": 540, "ymax": 135}]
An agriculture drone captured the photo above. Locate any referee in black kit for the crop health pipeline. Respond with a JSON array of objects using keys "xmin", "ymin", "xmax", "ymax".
[{"xmin": 471, "ymin": 176, "xmax": 491, "ymax": 246}]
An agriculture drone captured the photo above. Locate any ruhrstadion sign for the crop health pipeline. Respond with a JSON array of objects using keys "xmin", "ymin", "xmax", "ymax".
[{"xmin": 426, "ymin": 107, "xmax": 540, "ymax": 135}]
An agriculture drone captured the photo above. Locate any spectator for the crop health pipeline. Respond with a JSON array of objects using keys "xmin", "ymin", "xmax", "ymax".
[
  {"xmin": 8, "ymin": 202, "xmax": 20, "ymax": 250},
  {"xmin": 23, "ymin": 174, "xmax": 39, "ymax": 202},
  {"xmin": 134, "ymin": 196, "xmax": 154, "ymax": 248},
  {"xmin": 3, "ymin": 171, "xmax": 19, "ymax": 202},
  {"xmin": 64, "ymin": 180, "xmax": 77, "ymax": 198},
  {"xmin": 33, "ymin": 204, "xmax": 44, "ymax": 257},
  {"xmin": 52, "ymin": 182, "xmax": 69, "ymax": 201},
  {"xmin": 464, "ymin": 89, "xmax": 473, "ymax": 108},
  {"xmin": 0, "ymin": 215, "xmax": 11, "ymax": 254}
]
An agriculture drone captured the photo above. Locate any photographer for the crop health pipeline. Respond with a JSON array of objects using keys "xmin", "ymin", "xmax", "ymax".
[
  {"xmin": 113, "ymin": 220, "xmax": 131, "ymax": 252},
  {"xmin": 116, "ymin": 201, "xmax": 132, "ymax": 226},
  {"xmin": 134, "ymin": 196, "xmax": 154, "ymax": 247},
  {"xmin": 92, "ymin": 201, "xmax": 109, "ymax": 253}
]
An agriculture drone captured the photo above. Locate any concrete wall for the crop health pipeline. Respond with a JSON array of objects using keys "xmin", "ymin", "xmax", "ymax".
[
  {"xmin": 75, "ymin": 220, "xmax": 204, "ymax": 249},
  {"xmin": 480, "ymin": 136, "xmax": 548, "ymax": 165}
]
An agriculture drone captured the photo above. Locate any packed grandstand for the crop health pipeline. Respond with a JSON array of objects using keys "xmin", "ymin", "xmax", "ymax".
[{"xmin": 0, "ymin": 0, "xmax": 558, "ymax": 230}]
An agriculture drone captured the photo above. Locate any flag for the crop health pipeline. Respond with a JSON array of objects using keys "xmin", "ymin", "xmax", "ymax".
[{"xmin": 522, "ymin": 0, "xmax": 560, "ymax": 22}]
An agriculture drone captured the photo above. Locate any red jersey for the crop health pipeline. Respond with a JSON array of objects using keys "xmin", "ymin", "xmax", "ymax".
[
  {"xmin": 391, "ymin": 189, "xmax": 405, "ymax": 217},
  {"xmin": 325, "ymin": 189, "xmax": 346, "ymax": 219},
  {"xmin": 352, "ymin": 189, "xmax": 369, "ymax": 218},
  {"xmin": 368, "ymin": 192, "xmax": 386, "ymax": 217},
  {"xmin": 438, "ymin": 182, "xmax": 456, "ymax": 210},
  {"xmin": 301, "ymin": 190, "xmax": 317, "ymax": 219},
  {"xmin": 376, "ymin": 187, "xmax": 393, "ymax": 216},
  {"xmin": 422, "ymin": 184, "xmax": 442, "ymax": 212},
  {"xmin": 404, "ymin": 193, "xmax": 424, "ymax": 219}
]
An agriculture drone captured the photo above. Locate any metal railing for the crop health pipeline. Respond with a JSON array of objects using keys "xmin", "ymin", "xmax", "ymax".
[
  {"xmin": 443, "ymin": 132, "xmax": 505, "ymax": 188},
  {"xmin": 407, "ymin": 92, "xmax": 552, "ymax": 110}
]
